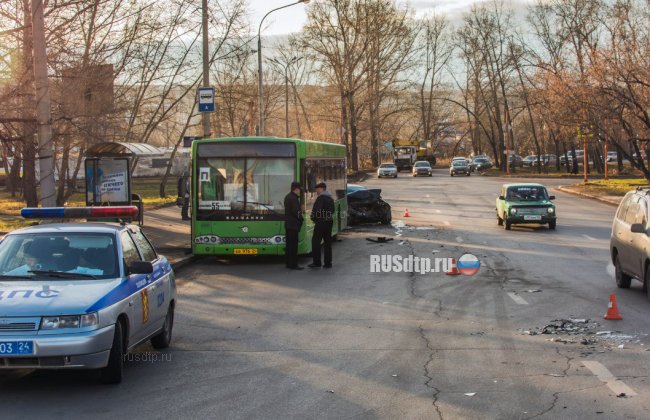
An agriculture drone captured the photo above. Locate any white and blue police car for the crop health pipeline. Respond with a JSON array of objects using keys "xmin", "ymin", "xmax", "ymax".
[{"xmin": 0, "ymin": 206, "xmax": 176, "ymax": 384}]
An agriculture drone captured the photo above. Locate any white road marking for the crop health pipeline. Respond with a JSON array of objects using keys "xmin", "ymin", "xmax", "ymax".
[
  {"xmin": 582, "ymin": 361, "xmax": 638, "ymax": 396},
  {"xmin": 507, "ymin": 292, "xmax": 529, "ymax": 305},
  {"xmin": 582, "ymin": 234, "xmax": 597, "ymax": 241},
  {"xmin": 606, "ymin": 262, "xmax": 615, "ymax": 278}
]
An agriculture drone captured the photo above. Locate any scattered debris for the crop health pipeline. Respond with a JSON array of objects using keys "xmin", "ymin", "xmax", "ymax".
[
  {"xmin": 525, "ymin": 289, "xmax": 542, "ymax": 293},
  {"xmin": 548, "ymin": 337, "xmax": 575, "ymax": 344},
  {"xmin": 399, "ymin": 241, "xmax": 406, "ymax": 245},
  {"xmin": 617, "ymin": 393, "xmax": 627, "ymax": 398},
  {"xmin": 392, "ymin": 374, "xmax": 398, "ymax": 377},
  {"xmin": 571, "ymin": 319, "xmax": 588, "ymax": 324},
  {"xmin": 539, "ymin": 319, "xmax": 600, "ymax": 335},
  {"xmin": 470, "ymin": 332, "xmax": 485, "ymax": 336},
  {"xmin": 581, "ymin": 338, "xmax": 597, "ymax": 345},
  {"xmin": 546, "ymin": 374, "xmax": 564, "ymax": 377},
  {"xmin": 327, "ymin": 390, "xmax": 335, "ymax": 394},
  {"xmin": 618, "ymin": 344, "xmax": 625, "ymax": 349},
  {"xmin": 416, "ymin": 227, "xmax": 435, "ymax": 231},
  {"xmin": 464, "ymin": 393, "xmax": 476, "ymax": 397},
  {"xmin": 596, "ymin": 331, "xmax": 612, "ymax": 336}
]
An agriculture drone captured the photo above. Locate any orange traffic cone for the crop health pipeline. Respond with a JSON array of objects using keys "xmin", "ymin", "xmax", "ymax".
[
  {"xmin": 446, "ymin": 258, "xmax": 461, "ymax": 276},
  {"xmin": 604, "ymin": 293, "xmax": 623, "ymax": 320},
  {"xmin": 404, "ymin": 208, "xmax": 410, "ymax": 217}
]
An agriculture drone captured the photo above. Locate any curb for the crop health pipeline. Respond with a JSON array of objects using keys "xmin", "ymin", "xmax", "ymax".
[
  {"xmin": 555, "ymin": 186, "xmax": 621, "ymax": 207},
  {"xmin": 171, "ymin": 254, "xmax": 198, "ymax": 272}
]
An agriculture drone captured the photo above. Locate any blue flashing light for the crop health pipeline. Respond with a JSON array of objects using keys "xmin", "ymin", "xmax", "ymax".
[
  {"xmin": 21, "ymin": 206, "xmax": 139, "ymax": 219},
  {"xmin": 21, "ymin": 207, "xmax": 66, "ymax": 219}
]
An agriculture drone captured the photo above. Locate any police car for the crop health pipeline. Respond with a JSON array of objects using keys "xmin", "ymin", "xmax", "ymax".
[{"xmin": 0, "ymin": 206, "xmax": 176, "ymax": 384}]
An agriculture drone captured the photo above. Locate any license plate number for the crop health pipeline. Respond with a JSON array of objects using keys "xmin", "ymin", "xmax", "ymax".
[
  {"xmin": 0, "ymin": 341, "xmax": 34, "ymax": 355},
  {"xmin": 524, "ymin": 215, "xmax": 542, "ymax": 221},
  {"xmin": 234, "ymin": 248, "xmax": 258, "ymax": 255}
]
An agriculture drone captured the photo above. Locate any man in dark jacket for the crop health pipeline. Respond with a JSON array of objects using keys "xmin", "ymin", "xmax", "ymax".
[
  {"xmin": 177, "ymin": 171, "xmax": 190, "ymax": 220},
  {"xmin": 284, "ymin": 181, "xmax": 304, "ymax": 270},
  {"xmin": 309, "ymin": 182, "xmax": 335, "ymax": 268}
]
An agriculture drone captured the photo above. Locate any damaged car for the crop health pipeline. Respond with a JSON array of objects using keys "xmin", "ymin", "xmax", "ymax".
[{"xmin": 347, "ymin": 188, "xmax": 392, "ymax": 225}]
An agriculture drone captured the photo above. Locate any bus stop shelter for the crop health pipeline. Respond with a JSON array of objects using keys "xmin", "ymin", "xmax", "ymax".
[{"xmin": 85, "ymin": 142, "xmax": 164, "ymax": 224}]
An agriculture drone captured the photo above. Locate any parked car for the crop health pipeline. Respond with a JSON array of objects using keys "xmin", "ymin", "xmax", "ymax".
[
  {"xmin": 472, "ymin": 156, "xmax": 493, "ymax": 171},
  {"xmin": 607, "ymin": 151, "xmax": 618, "ymax": 162},
  {"xmin": 531, "ymin": 154, "xmax": 557, "ymax": 167},
  {"xmin": 347, "ymin": 188, "xmax": 392, "ymax": 225},
  {"xmin": 377, "ymin": 163, "xmax": 398, "ymax": 178},
  {"xmin": 610, "ymin": 189, "xmax": 650, "ymax": 294},
  {"xmin": 0, "ymin": 207, "xmax": 176, "ymax": 384},
  {"xmin": 523, "ymin": 155, "xmax": 537, "ymax": 167},
  {"xmin": 450, "ymin": 159, "xmax": 470, "ymax": 176},
  {"xmin": 507, "ymin": 155, "xmax": 524, "ymax": 168},
  {"xmin": 412, "ymin": 161, "xmax": 433, "ymax": 177},
  {"xmin": 560, "ymin": 150, "xmax": 591, "ymax": 166}
]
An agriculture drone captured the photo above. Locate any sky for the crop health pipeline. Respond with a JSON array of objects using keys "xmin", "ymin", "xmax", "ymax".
[{"xmin": 248, "ymin": 0, "xmax": 536, "ymax": 36}]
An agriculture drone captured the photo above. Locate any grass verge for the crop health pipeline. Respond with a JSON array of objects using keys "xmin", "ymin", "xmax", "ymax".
[
  {"xmin": 0, "ymin": 177, "xmax": 178, "ymax": 232},
  {"xmin": 562, "ymin": 178, "xmax": 649, "ymax": 197}
]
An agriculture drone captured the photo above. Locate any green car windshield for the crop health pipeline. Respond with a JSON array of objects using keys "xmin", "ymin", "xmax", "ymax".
[{"xmin": 506, "ymin": 186, "xmax": 549, "ymax": 201}]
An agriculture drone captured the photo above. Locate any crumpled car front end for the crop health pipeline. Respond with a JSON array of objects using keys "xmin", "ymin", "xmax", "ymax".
[{"xmin": 347, "ymin": 189, "xmax": 392, "ymax": 225}]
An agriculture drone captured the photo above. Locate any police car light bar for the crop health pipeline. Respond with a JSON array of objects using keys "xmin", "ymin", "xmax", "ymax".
[{"xmin": 21, "ymin": 206, "xmax": 139, "ymax": 219}]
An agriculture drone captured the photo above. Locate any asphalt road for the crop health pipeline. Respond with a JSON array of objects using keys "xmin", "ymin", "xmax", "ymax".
[{"xmin": 3, "ymin": 169, "xmax": 650, "ymax": 419}]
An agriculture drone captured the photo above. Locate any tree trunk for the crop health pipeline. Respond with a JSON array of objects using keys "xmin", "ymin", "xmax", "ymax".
[{"xmin": 347, "ymin": 91, "xmax": 359, "ymax": 171}]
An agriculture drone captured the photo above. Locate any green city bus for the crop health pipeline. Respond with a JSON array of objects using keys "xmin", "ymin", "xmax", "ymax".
[{"xmin": 190, "ymin": 137, "xmax": 347, "ymax": 256}]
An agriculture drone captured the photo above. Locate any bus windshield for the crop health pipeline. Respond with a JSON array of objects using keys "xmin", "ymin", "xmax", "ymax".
[{"xmin": 195, "ymin": 142, "xmax": 295, "ymax": 220}]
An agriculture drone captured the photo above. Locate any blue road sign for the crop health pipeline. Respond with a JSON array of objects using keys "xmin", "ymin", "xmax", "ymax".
[{"xmin": 198, "ymin": 87, "xmax": 215, "ymax": 113}]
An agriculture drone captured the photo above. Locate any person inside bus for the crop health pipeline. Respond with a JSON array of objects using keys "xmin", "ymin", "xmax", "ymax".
[
  {"xmin": 284, "ymin": 181, "xmax": 304, "ymax": 270},
  {"xmin": 308, "ymin": 182, "xmax": 335, "ymax": 269}
]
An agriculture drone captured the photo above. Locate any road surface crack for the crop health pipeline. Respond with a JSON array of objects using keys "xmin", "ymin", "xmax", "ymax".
[
  {"xmin": 525, "ymin": 348, "xmax": 580, "ymax": 419},
  {"xmin": 418, "ymin": 324, "xmax": 444, "ymax": 420}
]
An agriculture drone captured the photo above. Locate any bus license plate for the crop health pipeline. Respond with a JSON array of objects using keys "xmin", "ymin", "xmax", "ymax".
[
  {"xmin": 234, "ymin": 249, "xmax": 258, "ymax": 255},
  {"xmin": 0, "ymin": 341, "xmax": 34, "ymax": 355}
]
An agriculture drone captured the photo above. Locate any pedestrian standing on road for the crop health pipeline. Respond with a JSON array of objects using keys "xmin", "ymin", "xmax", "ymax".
[
  {"xmin": 177, "ymin": 171, "xmax": 190, "ymax": 221},
  {"xmin": 284, "ymin": 181, "xmax": 304, "ymax": 270},
  {"xmin": 309, "ymin": 182, "xmax": 335, "ymax": 269}
]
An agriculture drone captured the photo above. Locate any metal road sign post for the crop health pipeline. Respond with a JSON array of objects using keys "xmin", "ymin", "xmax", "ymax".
[{"xmin": 198, "ymin": 87, "xmax": 215, "ymax": 113}]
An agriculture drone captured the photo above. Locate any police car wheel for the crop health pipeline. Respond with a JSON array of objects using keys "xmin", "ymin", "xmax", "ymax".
[
  {"xmin": 101, "ymin": 321, "xmax": 124, "ymax": 384},
  {"xmin": 151, "ymin": 304, "xmax": 174, "ymax": 349}
]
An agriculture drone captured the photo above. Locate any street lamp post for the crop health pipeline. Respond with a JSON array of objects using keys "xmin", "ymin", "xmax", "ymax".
[
  {"xmin": 269, "ymin": 56, "xmax": 302, "ymax": 138},
  {"xmin": 257, "ymin": 0, "xmax": 309, "ymax": 136}
]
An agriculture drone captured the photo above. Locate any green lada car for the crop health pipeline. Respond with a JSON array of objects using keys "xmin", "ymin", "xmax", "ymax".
[{"xmin": 496, "ymin": 183, "xmax": 557, "ymax": 230}]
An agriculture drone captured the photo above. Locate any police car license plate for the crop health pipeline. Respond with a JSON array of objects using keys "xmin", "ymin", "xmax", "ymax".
[
  {"xmin": 234, "ymin": 249, "xmax": 257, "ymax": 255},
  {"xmin": 524, "ymin": 215, "xmax": 542, "ymax": 221},
  {"xmin": 0, "ymin": 341, "xmax": 34, "ymax": 355}
]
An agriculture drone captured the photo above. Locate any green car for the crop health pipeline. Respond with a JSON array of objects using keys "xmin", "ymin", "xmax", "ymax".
[{"xmin": 496, "ymin": 183, "xmax": 557, "ymax": 230}]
